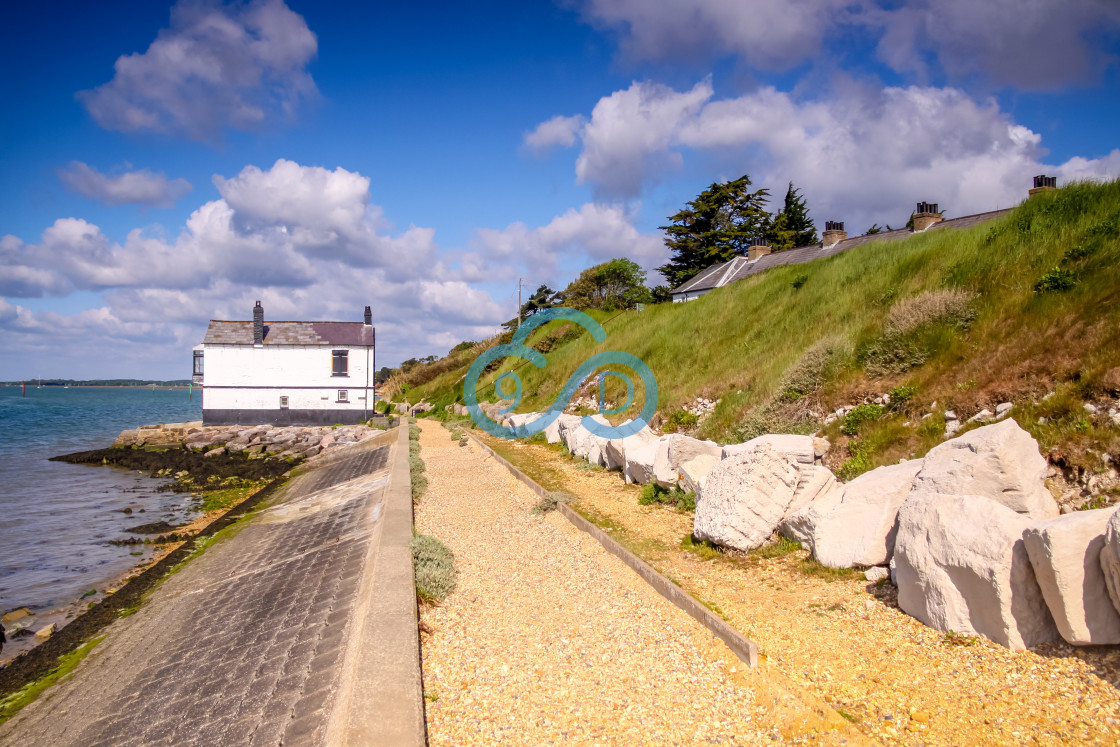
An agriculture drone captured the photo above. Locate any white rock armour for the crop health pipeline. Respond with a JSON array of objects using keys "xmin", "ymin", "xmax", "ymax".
[
  {"xmin": 1023, "ymin": 508, "xmax": 1120, "ymax": 645},
  {"xmin": 894, "ymin": 492, "xmax": 1059, "ymax": 650},
  {"xmin": 1099, "ymin": 508, "xmax": 1120, "ymax": 618},
  {"xmin": 787, "ymin": 460, "xmax": 923, "ymax": 568},
  {"xmin": 693, "ymin": 443, "xmax": 801, "ymax": 552},
  {"xmin": 911, "ymin": 419, "xmax": 1058, "ymax": 519}
]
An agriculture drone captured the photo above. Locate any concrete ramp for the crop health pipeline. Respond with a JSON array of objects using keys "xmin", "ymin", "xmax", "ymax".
[{"xmin": 0, "ymin": 426, "xmax": 423, "ymax": 747}]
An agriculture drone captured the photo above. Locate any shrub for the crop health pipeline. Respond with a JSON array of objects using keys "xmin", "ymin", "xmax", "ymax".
[
  {"xmin": 639, "ymin": 483, "xmax": 697, "ymax": 511},
  {"xmin": 888, "ymin": 384, "xmax": 918, "ymax": 410},
  {"xmin": 412, "ymin": 534, "xmax": 457, "ymax": 602},
  {"xmin": 1034, "ymin": 267, "xmax": 1077, "ymax": 293},
  {"xmin": 885, "ymin": 289, "xmax": 977, "ymax": 336},
  {"xmin": 837, "ymin": 440, "xmax": 872, "ymax": 480},
  {"xmin": 791, "ymin": 273, "xmax": 808, "ymax": 290},
  {"xmin": 532, "ymin": 490, "xmax": 573, "ymax": 515},
  {"xmin": 661, "ymin": 410, "xmax": 700, "ymax": 433},
  {"xmin": 842, "ymin": 404, "xmax": 884, "ymax": 436},
  {"xmin": 862, "ymin": 290, "xmax": 978, "ymax": 375}
]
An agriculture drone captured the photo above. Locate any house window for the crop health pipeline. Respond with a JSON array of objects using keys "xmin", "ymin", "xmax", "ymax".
[
  {"xmin": 337, "ymin": 390, "xmax": 349, "ymax": 403},
  {"xmin": 193, "ymin": 350, "xmax": 204, "ymax": 376},
  {"xmin": 279, "ymin": 396, "xmax": 289, "ymax": 409},
  {"xmin": 332, "ymin": 350, "xmax": 349, "ymax": 376}
]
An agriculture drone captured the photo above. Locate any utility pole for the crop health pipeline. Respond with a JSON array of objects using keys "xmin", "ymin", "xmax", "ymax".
[{"xmin": 517, "ymin": 277, "xmax": 522, "ymax": 328}]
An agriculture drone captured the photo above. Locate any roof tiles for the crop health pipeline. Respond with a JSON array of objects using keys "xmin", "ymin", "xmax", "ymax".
[
  {"xmin": 203, "ymin": 321, "xmax": 375, "ymax": 346},
  {"xmin": 672, "ymin": 208, "xmax": 1011, "ymax": 295}
]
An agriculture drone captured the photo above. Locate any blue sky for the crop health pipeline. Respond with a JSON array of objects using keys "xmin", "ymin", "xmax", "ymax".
[{"xmin": 2, "ymin": 0, "xmax": 1119, "ymax": 379}]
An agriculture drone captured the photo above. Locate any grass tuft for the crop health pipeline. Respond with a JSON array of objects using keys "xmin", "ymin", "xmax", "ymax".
[
  {"xmin": 532, "ymin": 490, "xmax": 574, "ymax": 515},
  {"xmin": 412, "ymin": 534, "xmax": 457, "ymax": 603}
]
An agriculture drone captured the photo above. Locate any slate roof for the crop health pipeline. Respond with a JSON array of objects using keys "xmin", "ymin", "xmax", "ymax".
[
  {"xmin": 203, "ymin": 321, "xmax": 375, "ymax": 346},
  {"xmin": 672, "ymin": 208, "xmax": 1011, "ymax": 296}
]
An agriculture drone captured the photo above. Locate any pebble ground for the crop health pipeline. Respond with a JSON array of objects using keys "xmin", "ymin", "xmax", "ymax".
[
  {"xmin": 414, "ymin": 422, "xmax": 862, "ymax": 745},
  {"xmin": 490, "ymin": 435, "xmax": 1120, "ymax": 746}
]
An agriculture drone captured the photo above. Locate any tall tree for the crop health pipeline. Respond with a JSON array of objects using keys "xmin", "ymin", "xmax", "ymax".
[
  {"xmin": 766, "ymin": 182, "xmax": 818, "ymax": 251},
  {"xmin": 658, "ymin": 175, "xmax": 771, "ymax": 287},
  {"xmin": 561, "ymin": 258, "xmax": 649, "ymax": 311}
]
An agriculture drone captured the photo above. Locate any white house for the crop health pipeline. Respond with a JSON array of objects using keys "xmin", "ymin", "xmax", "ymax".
[{"xmin": 194, "ymin": 301, "xmax": 376, "ymax": 426}]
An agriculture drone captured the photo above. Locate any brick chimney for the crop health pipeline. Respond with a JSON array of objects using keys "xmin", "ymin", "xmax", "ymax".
[
  {"xmin": 253, "ymin": 301, "xmax": 264, "ymax": 347},
  {"xmin": 912, "ymin": 202, "xmax": 942, "ymax": 232},
  {"xmin": 364, "ymin": 305, "xmax": 372, "ymax": 325},
  {"xmin": 1030, "ymin": 174, "xmax": 1057, "ymax": 197},
  {"xmin": 747, "ymin": 237, "xmax": 771, "ymax": 260},
  {"xmin": 822, "ymin": 221, "xmax": 847, "ymax": 247}
]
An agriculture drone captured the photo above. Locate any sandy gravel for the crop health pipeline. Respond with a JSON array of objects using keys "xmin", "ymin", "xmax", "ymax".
[
  {"xmin": 489, "ymin": 436, "xmax": 1120, "ymax": 746},
  {"xmin": 414, "ymin": 422, "xmax": 865, "ymax": 745}
]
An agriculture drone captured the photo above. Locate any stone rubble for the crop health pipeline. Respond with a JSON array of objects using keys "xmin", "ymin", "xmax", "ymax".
[{"xmin": 113, "ymin": 421, "xmax": 385, "ymax": 462}]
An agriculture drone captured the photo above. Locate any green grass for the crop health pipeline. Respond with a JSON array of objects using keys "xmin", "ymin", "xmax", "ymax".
[
  {"xmin": 799, "ymin": 557, "xmax": 863, "ymax": 581},
  {"xmin": 679, "ymin": 533, "xmax": 727, "ymax": 561},
  {"xmin": 749, "ymin": 535, "xmax": 803, "ymax": 559},
  {"xmin": 0, "ymin": 636, "xmax": 105, "ymax": 724},
  {"xmin": 404, "ymin": 180, "xmax": 1120, "ymax": 475},
  {"xmin": 639, "ymin": 483, "xmax": 696, "ymax": 511}
]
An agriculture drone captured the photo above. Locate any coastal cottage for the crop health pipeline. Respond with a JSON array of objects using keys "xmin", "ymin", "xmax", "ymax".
[
  {"xmin": 670, "ymin": 176, "xmax": 1058, "ymax": 302},
  {"xmin": 194, "ymin": 302, "xmax": 376, "ymax": 426}
]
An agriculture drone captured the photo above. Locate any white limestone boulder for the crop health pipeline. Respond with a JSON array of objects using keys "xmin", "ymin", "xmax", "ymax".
[
  {"xmin": 1098, "ymin": 508, "xmax": 1120, "ymax": 619},
  {"xmin": 678, "ymin": 454, "xmax": 720, "ymax": 494},
  {"xmin": 504, "ymin": 412, "xmax": 541, "ymax": 433},
  {"xmin": 787, "ymin": 460, "xmax": 923, "ymax": 568},
  {"xmin": 624, "ymin": 440, "xmax": 660, "ymax": 485},
  {"xmin": 667, "ymin": 435, "xmax": 722, "ymax": 470},
  {"xmin": 722, "ymin": 434, "xmax": 815, "ymax": 466},
  {"xmin": 605, "ymin": 425, "xmax": 656, "ymax": 472},
  {"xmin": 693, "ymin": 444, "xmax": 801, "ymax": 552},
  {"xmin": 651, "ymin": 438, "xmax": 681, "ymax": 488},
  {"xmin": 893, "ymin": 492, "xmax": 1059, "ymax": 650},
  {"xmin": 911, "ymin": 419, "xmax": 1058, "ymax": 520},
  {"xmin": 551, "ymin": 414, "xmax": 581, "ymax": 446},
  {"xmin": 1023, "ymin": 508, "xmax": 1120, "ymax": 645}
]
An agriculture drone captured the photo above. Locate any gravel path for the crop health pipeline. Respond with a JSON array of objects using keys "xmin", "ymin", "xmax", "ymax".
[
  {"xmin": 489, "ymin": 436, "xmax": 1120, "ymax": 746},
  {"xmin": 414, "ymin": 422, "xmax": 861, "ymax": 745}
]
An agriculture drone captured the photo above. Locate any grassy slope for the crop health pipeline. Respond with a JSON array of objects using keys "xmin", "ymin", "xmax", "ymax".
[{"xmin": 409, "ymin": 180, "xmax": 1120, "ymax": 476}]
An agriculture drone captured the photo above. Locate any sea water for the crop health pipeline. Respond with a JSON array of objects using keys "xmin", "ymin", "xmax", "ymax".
[{"xmin": 0, "ymin": 387, "xmax": 203, "ymax": 617}]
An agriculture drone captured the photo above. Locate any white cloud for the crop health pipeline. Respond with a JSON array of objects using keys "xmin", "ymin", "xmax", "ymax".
[
  {"xmin": 76, "ymin": 0, "xmax": 317, "ymax": 141},
  {"xmin": 523, "ymin": 114, "xmax": 587, "ymax": 152},
  {"xmin": 575, "ymin": 79, "xmax": 713, "ymax": 197},
  {"xmin": 473, "ymin": 202, "xmax": 666, "ymax": 281},
  {"xmin": 58, "ymin": 162, "xmax": 194, "ymax": 208},
  {"xmin": 576, "ymin": 0, "xmax": 1120, "ymax": 88},
  {"xmin": 543, "ymin": 79, "xmax": 1120, "ymax": 229},
  {"xmin": 0, "ymin": 159, "xmax": 508, "ymax": 377}
]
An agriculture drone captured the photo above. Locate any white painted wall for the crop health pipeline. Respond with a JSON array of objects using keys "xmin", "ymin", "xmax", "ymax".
[
  {"xmin": 201, "ymin": 344, "xmax": 374, "ymax": 412},
  {"xmin": 672, "ymin": 289, "xmax": 711, "ymax": 303}
]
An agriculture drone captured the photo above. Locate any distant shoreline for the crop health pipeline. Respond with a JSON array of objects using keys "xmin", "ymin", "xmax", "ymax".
[{"xmin": 2, "ymin": 384, "xmax": 193, "ymax": 390}]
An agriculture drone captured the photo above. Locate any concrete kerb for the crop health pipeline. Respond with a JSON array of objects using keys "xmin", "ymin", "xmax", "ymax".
[
  {"xmin": 466, "ymin": 431, "xmax": 760, "ymax": 669},
  {"xmin": 327, "ymin": 424, "xmax": 426, "ymax": 746}
]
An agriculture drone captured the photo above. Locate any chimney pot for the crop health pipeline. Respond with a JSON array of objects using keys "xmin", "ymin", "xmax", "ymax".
[
  {"xmin": 253, "ymin": 300, "xmax": 264, "ymax": 346},
  {"xmin": 364, "ymin": 305, "xmax": 372, "ymax": 325},
  {"xmin": 912, "ymin": 202, "xmax": 942, "ymax": 232},
  {"xmin": 1029, "ymin": 174, "xmax": 1057, "ymax": 197},
  {"xmin": 822, "ymin": 221, "xmax": 847, "ymax": 247},
  {"xmin": 747, "ymin": 236, "xmax": 771, "ymax": 260}
]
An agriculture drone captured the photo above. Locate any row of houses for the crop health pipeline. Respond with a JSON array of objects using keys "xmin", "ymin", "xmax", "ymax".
[
  {"xmin": 670, "ymin": 175, "xmax": 1058, "ymax": 303},
  {"xmin": 192, "ymin": 176, "xmax": 1058, "ymax": 426}
]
